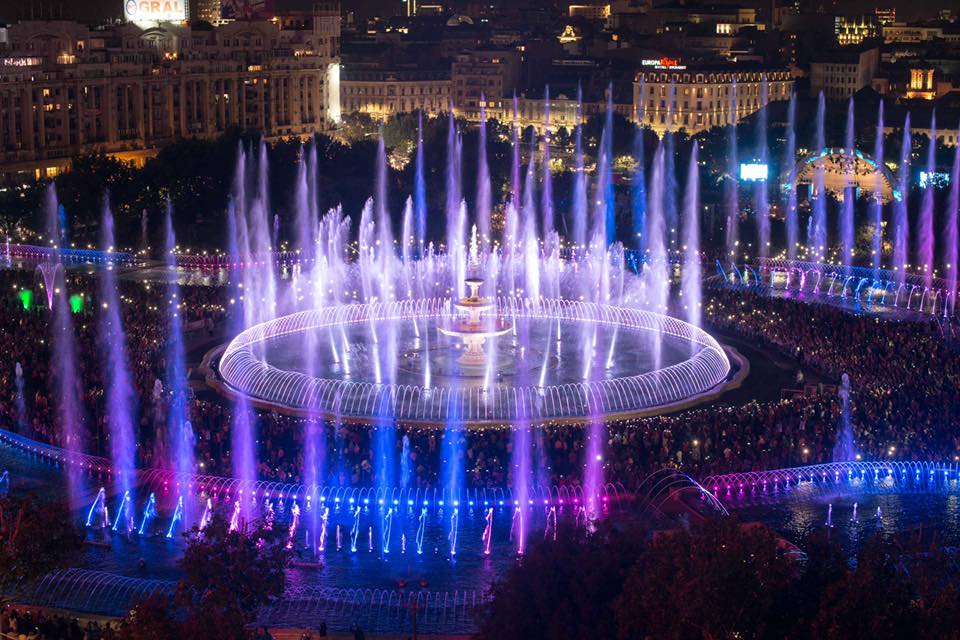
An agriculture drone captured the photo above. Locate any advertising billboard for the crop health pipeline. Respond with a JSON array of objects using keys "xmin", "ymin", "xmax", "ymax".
[
  {"xmin": 221, "ymin": 0, "xmax": 274, "ymax": 20},
  {"xmin": 124, "ymin": 0, "xmax": 186, "ymax": 24},
  {"xmin": 739, "ymin": 163, "xmax": 769, "ymax": 182}
]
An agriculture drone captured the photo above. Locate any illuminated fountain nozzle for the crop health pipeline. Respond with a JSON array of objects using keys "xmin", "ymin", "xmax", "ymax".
[{"xmin": 438, "ymin": 274, "xmax": 511, "ymax": 368}]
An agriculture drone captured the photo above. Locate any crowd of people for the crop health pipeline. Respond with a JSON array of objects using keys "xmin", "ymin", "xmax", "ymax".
[
  {"xmin": 0, "ymin": 268, "xmax": 227, "ymax": 464},
  {"xmin": 2, "ymin": 266, "xmax": 960, "ymax": 496},
  {"xmin": 0, "ymin": 607, "xmax": 116, "ymax": 640}
]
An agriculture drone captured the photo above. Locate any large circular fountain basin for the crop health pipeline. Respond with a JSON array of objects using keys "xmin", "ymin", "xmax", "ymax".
[{"xmin": 216, "ymin": 297, "xmax": 731, "ymax": 427}]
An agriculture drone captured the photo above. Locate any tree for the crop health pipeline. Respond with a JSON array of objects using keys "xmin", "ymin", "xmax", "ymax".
[
  {"xmin": 116, "ymin": 594, "xmax": 180, "ymax": 640},
  {"xmin": 809, "ymin": 534, "xmax": 960, "ymax": 640},
  {"xmin": 615, "ymin": 518, "xmax": 795, "ymax": 640},
  {"xmin": 120, "ymin": 512, "xmax": 291, "ymax": 640},
  {"xmin": 0, "ymin": 496, "xmax": 82, "ymax": 585},
  {"xmin": 176, "ymin": 512, "xmax": 290, "ymax": 617},
  {"xmin": 476, "ymin": 521, "xmax": 646, "ymax": 640}
]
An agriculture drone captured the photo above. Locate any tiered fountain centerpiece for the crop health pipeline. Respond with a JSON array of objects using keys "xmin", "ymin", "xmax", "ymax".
[{"xmin": 438, "ymin": 230, "xmax": 512, "ymax": 369}]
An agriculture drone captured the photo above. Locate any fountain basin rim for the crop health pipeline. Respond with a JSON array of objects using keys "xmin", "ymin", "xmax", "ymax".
[{"xmin": 211, "ymin": 297, "xmax": 737, "ymax": 427}]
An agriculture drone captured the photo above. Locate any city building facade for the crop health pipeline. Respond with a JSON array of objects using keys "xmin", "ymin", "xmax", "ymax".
[
  {"xmin": 0, "ymin": 5, "xmax": 340, "ymax": 182},
  {"xmin": 810, "ymin": 47, "xmax": 880, "ymax": 100},
  {"xmin": 340, "ymin": 66, "xmax": 450, "ymax": 119},
  {"xmin": 633, "ymin": 65, "xmax": 793, "ymax": 136},
  {"xmin": 451, "ymin": 48, "xmax": 521, "ymax": 121}
]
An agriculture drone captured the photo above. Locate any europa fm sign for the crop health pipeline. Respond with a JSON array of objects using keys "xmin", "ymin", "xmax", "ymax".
[
  {"xmin": 641, "ymin": 57, "xmax": 687, "ymax": 70},
  {"xmin": 124, "ymin": 0, "xmax": 186, "ymax": 23}
]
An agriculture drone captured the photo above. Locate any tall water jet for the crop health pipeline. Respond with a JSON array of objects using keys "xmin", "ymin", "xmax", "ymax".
[
  {"xmin": 810, "ymin": 92, "xmax": 827, "ymax": 261},
  {"xmin": 682, "ymin": 142, "xmax": 702, "ymax": 330},
  {"xmin": 415, "ymin": 112, "xmax": 427, "ymax": 252},
  {"xmin": 647, "ymin": 143, "xmax": 669, "ymax": 320},
  {"xmin": 894, "ymin": 115, "xmax": 911, "ymax": 282},
  {"xmin": 302, "ymin": 328, "xmax": 325, "ymax": 553},
  {"xmin": 541, "ymin": 85, "xmax": 554, "ymax": 238},
  {"xmin": 871, "ymin": 101, "xmax": 885, "ymax": 275},
  {"xmin": 840, "ymin": 97, "xmax": 855, "ymax": 265},
  {"xmin": 511, "ymin": 94, "xmax": 521, "ymax": 213},
  {"xmin": 664, "ymin": 83, "xmax": 678, "ymax": 248},
  {"xmin": 833, "ymin": 373, "xmax": 856, "ymax": 461},
  {"xmin": 510, "ymin": 413, "xmax": 531, "ymax": 555},
  {"xmin": 376, "ymin": 131, "xmax": 393, "ymax": 260},
  {"xmin": 294, "ymin": 144, "xmax": 316, "ymax": 259},
  {"xmin": 571, "ymin": 85, "xmax": 587, "ymax": 249},
  {"xmin": 522, "ymin": 129, "xmax": 540, "ymax": 298},
  {"xmin": 163, "ymin": 202, "xmax": 195, "ymax": 511},
  {"xmin": 446, "ymin": 111, "xmax": 465, "ymax": 297},
  {"xmin": 44, "ymin": 185, "xmax": 85, "ymax": 509},
  {"xmin": 226, "ymin": 173, "xmax": 257, "ymax": 503},
  {"xmin": 918, "ymin": 110, "xmax": 936, "ymax": 287},
  {"xmin": 477, "ymin": 96, "xmax": 491, "ymax": 249},
  {"xmin": 373, "ymin": 136, "xmax": 400, "ymax": 490},
  {"xmin": 14, "ymin": 362, "xmax": 27, "ymax": 435},
  {"xmin": 784, "ymin": 93, "xmax": 798, "ymax": 260},
  {"xmin": 755, "ymin": 75, "xmax": 770, "ymax": 257},
  {"xmin": 97, "ymin": 195, "xmax": 137, "ymax": 508},
  {"xmin": 596, "ymin": 86, "xmax": 615, "ymax": 245},
  {"xmin": 251, "ymin": 140, "xmax": 278, "ymax": 323},
  {"xmin": 632, "ymin": 83, "xmax": 647, "ymax": 253},
  {"xmin": 724, "ymin": 81, "xmax": 740, "ymax": 261},
  {"xmin": 947, "ymin": 126, "xmax": 960, "ymax": 313}
]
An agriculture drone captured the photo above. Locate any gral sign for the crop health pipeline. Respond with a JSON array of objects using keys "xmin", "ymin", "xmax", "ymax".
[
  {"xmin": 123, "ymin": 0, "xmax": 186, "ymax": 23},
  {"xmin": 221, "ymin": 0, "xmax": 274, "ymax": 20}
]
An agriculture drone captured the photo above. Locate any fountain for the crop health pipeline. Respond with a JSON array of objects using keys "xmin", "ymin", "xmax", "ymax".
[{"xmin": 438, "ymin": 266, "xmax": 512, "ymax": 367}]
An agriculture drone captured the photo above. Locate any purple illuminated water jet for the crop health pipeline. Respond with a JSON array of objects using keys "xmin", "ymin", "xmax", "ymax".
[
  {"xmin": 894, "ymin": 114, "xmax": 912, "ymax": 283},
  {"xmin": 44, "ymin": 185, "xmax": 86, "ymax": 509},
  {"xmin": 755, "ymin": 74, "xmax": 770, "ymax": 258},
  {"xmin": 97, "ymin": 196, "xmax": 137, "ymax": 503},
  {"xmin": 724, "ymin": 81, "xmax": 740, "ymax": 261},
  {"xmin": 784, "ymin": 93, "xmax": 798, "ymax": 260},
  {"xmin": 871, "ymin": 101, "xmax": 885, "ymax": 276},
  {"xmin": 918, "ymin": 111, "xmax": 936, "ymax": 287},
  {"xmin": 163, "ymin": 202, "xmax": 195, "ymax": 504},
  {"xmin": 810, "ymin": 92, "xmax": 827, "ymax": 261},
  {"xmin": 947, "ymin": 126, "xmax": 960, "ymax": 313},
  {"xmin": 840, "ymin": 97, "xmax": 855, "ymax": 265}
]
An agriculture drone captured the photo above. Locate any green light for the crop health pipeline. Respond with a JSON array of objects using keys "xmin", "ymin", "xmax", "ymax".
[
  {"xmin": 19, "ymin": 289, "xmax": 32, "ymax": 311},
  {"xmin": 69, "ymin": 294, "xmax": 84, "ymax": 314}
]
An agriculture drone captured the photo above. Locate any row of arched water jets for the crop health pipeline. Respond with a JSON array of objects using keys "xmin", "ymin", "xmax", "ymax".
[
  {"xmin": 717, "ymin": 257, "xmax": 955, "ymax": 317},
  {"xmin": 0, "ymin": 427, "xmax": 623, "ymax": 524},
  {"xmin": 703, "ymin": 460, "xmax": 960, "ymax": 501},
  {"xmin": 2, "ymin": 568, "xmax": 485, "ymax": 634}
]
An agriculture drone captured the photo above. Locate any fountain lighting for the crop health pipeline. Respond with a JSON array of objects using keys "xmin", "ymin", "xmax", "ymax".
[
  {"xmin": 947, "ymin": 133, "xmax": 960, "ymax": 314},
  {"xmin": 894, "ymin": 115, "xmax": 912, "ymax": 282},
  {"xmin": 163, "ymin": 204, "xmax": 195, "ymax": 527},
  {"xmin": 918, "ymin": 111, "xmax": 937, "ymax": 289},
  {"xmin": 98, "ymin": 197, "xmax": 138, "ymax": 510},
  {"xmin": 703, "ymin": 459, "xmax": 960, "ymax": 503},
  {"xmin": 139, "ymin": 493, "xmax": 157, "ymax": 535},
  {"xmin": 218, "ymin": 291, "xmax": 729, "ymax": 425},
  {"xmin": 165, "ymin": 495, "xmax": 184, "ymax": 538},
  {"xmin": 723, "ymin": 257, "xmax": 952, "ymax": 317}
]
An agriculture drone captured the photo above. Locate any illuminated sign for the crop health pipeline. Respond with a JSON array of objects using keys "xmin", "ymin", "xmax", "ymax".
[
  {"xmin": 124, "ymin": 0, "xmax": 185, "ymax": 23},
  {"xmin": 641, "ymin": 57, "xmax": 686, "ymax": 70},
  {"xmin": 221, "ymin": 0, "xmax": 274, "ymax": 20},
  {"xmin": 739, "ymin": 163, "xmax": 769, "ymax": 182},
  {"xmin": 2, "ymin": 57, "xmax": 43, "ymax": 66},
  {"xmin": 918, "ymin": 171, "xmax": 950, "ymax": 188}
]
